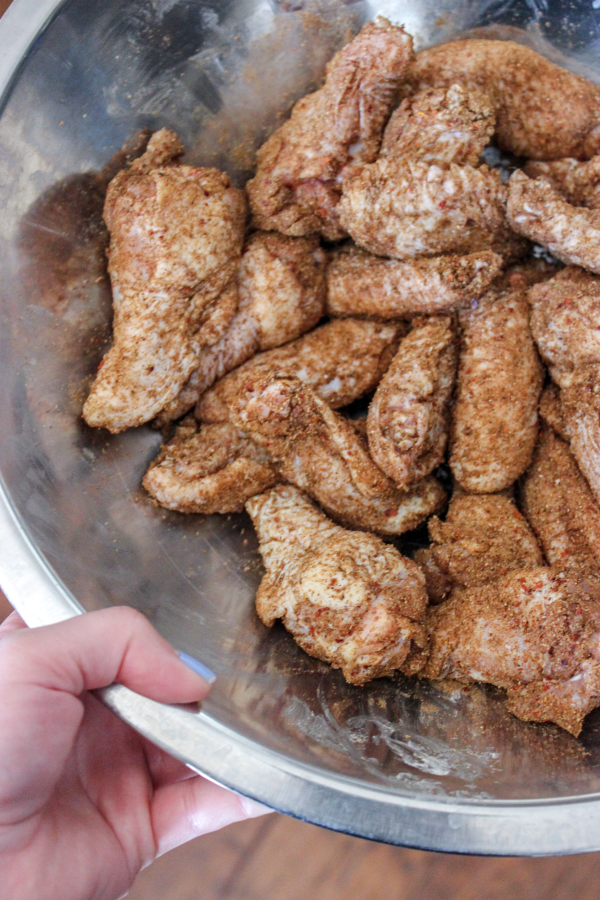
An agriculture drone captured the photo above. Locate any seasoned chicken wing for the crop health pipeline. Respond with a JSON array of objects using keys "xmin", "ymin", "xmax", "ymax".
[
  {"xmin": 538, "ymin": 382, "xmax": 569, "ymax": 440},
  {"xmin": 380, "ymin": 84, "xmax": 495, "ymax": 166},
  {"xmin": 450, "ymin": 287, "xmax": 543, "ymax": 492},
  {"xmin": 231, "ymin": 376, "xmax": 446, "ymax": 535},
  {"xmin": 409, "ymin": 39, "xmax": 600, "ymax": 160},
  {"xmin": 246, "ymin": 19, "xmax": 413, "ymax": 241},
  {"xmin": 414, "ymin": 491, "xmax": 542, "ymax": 604},
  {"xmin": 338, "ymin": 159, "xmax": 524, "ymax": 261},
  {"xmin": 196, "ymin": 318, "xmax": 401, "ymax": 424},
  {"xmin": 522, "ymin": 425, "xmax": 600, "ymax": 574},
  {"xmin": 247, "ymin": 485, "xmax": 429, "ymax": 684},
  {"xmin": 143, "ymin": 420, "xmax": 279, "ymax": 514},
  {"xmin": 508, "ymin": 171, "xmax": 600, "ymax": 273},
  {"xmin": 155, "ymin": 232, "xmax": 327, "ymax": 425},
  {"xmin": 83, "ymin": 129, "xmax": 247, "ymax": 433},
  {"xmin": 528, "ymin": 266, "xmax": 600, "ymax": 388},
  {"xmin": 367, "ymin": 317, "xmax": 457, "ymax": 487},
  {"xmin": 560, "ymin": 367, "xmax": 600, "ymax": 506},
  {"xmin": 424, "ymin": 568, "xmax": 600, "ymax": 736},
  {"xmin": 537, "ymin": 375, "xmax": 600, "ymax": 510},
  {"xmin": 326, "ymin": 246, "xmax": 503, "ymax": 318},
  {"xmin": 525, "ymin": 157, "xmax": 600, "ymax": 209}
]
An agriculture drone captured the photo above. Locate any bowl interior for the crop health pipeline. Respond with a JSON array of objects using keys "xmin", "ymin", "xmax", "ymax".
[{"xmin": 3, "ymin": 0, "xmax": 600, "ymax": 805}]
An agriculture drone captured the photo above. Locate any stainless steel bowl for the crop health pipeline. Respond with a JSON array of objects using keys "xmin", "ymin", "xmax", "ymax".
[{"xmin": 3, "ymin": 0, "xmax": 600, "ymax": 856}]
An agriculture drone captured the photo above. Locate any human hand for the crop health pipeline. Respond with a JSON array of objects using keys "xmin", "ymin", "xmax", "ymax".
[{"xmin": 0, "ymin": 607, "xmax": 269, "ymax": 900}]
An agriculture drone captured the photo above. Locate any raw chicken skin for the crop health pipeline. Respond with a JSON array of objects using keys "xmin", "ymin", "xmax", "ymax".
[
  {"xmin": 83, "ymin": 129, "xmax": 247, "ymax": 432},
  {"xmin": 247, "ymin": 485, "xmax": 429, "ymax": 684}
]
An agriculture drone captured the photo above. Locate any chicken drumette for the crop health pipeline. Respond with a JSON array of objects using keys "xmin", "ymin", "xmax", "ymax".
[
  {"xmin": 156, "ymin": 231, "xmax": 327, "ymax": 425},
  {"xmin": 83, "ymin": 129, "xmax": 247, "ymax": 433},
  {"xmin": 196, "ymin": 318, "xmax": 402, "ymax": 424},
  {"xmin": 230, "ymin": 376, "xmax": 446, "ymax": 536},
  {"xmin": 414, "ymin": 491, "xmax": 542, "ymax": 604},
  {"xmin": 424, "ymin": 568, "xmax": 600, "ymax": 736},
  {"xmin": 247, "ymin": 19, "xmax": 413, "ymax": 241},
  {"xmin": 450, "ymin": 286, "xmax": 543, "ymax": 492},
  {"xmin": 247, "ymin": 485, "xmax": 429, "ymax": 684},
  {"xmin": 367, "ymin": 317, "xmax": 457, "ymax": 488},
  {"xmin": 326, "ymin": 246, "xmax": 503, "ymax": 319},
  {"xmin": 408, "ymin": 39, "xmax": 600, "ymax": 160}
]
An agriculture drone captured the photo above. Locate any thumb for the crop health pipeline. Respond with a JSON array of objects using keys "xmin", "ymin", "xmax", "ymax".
[{"xmin": 0, "ymin": 606, "xmax": 211, "ymax": 703}]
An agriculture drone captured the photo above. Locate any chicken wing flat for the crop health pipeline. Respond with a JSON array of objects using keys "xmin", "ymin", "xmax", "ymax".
[
  {"xmin": 507, "ymin": 171, "xmax": 600, "ymax": 273},
  {"xmin": 231, "ymin": 376, "xmax": 446, "ymax": 535},
  {"xmin": 155, "ymin": 232, "xmax": 327, "ymax": 425},
  {"xmin": 143, "ymin": 420, "xmax": 279, "ymax": 514},
  {"xmin": 525, "ymin": 157, "xmax": 600, "ymax": 209},
  {"xmin": 415, "ymin": 491, "xmax": 542, "ymax": 604},
  {"xmin": 196, "ymin": 318, "xmax": 402, "ymax": 424},
  {"xmin": 424, "ymin": 568, "xmax": 600, "ymax": 736},
  {"xmin": 246, "ymin": 19, "xmax": 413, "ymax": 241},
  {"xmin": 380, "ymin": 84, "xmax": 495, "ymax": 166},
  {"xmin": 450, "ymin": 287, "xmax": 543, "ymax": 492},
  {"xmin": 521, "ymin": 425, "xmax": 600, "ymax": 574},
  {"xmin": 528, "ymin": 266, "xmax": 600, "ymax": 388},
  {"xmin": 326, "ymin": 245, "xmax": 503, "ymax": 318},
  {"xmin": 83, "ymin": 129, "xmax": 247, "ymax": 433},
  {"xmin": 409, "ymin": 39, "xmax": 600, "ymax": 160},
  {"xmin": 338, "ymin": 159, "xmax": 524, "ymax": 261},
  {"xmin": 367, "ymin": 317, "xmax": 457, "ymax": 487},
  {"xmin": 247, "ymin": 485, "xmax": 429, "ymax": 684}
]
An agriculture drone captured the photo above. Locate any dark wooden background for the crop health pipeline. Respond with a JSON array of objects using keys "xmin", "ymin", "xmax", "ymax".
[
  {"xmin": 4, "ymin": 0, "xmax": 600, "ymax": 893},
  {"xmin": 2, "ymin": 591, "xmax": 600, "ymax": 899}
]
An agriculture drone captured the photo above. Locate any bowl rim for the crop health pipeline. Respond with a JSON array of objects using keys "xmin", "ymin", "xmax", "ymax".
[{"xmin": 3, "ymin": 0, "xmax": 600, "ymax": 855}]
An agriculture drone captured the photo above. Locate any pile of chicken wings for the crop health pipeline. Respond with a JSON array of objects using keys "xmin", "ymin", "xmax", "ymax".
[{"xmin": 84, "ymin": 20, "xmax": 600, "ymax": 738}]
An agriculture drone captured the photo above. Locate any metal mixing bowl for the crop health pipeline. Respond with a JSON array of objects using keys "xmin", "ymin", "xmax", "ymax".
[{"xmin": 3, "ymin": 0, "xmax": 600, "ymax": 856}]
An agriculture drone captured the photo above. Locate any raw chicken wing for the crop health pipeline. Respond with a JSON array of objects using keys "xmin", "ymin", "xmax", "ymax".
[
  {"xmin": 414, "ymin": 491, "xmax": 542, "ymax": 603},
  {"xmin": 367, "ymin": 317, "xmax": 457, "ymax": 487},
  {"xmin": 247, "ymin": 485, "xmax": 429, "ymax": 684},
  {"xmin": 326, "ymin": 246, "xmax": 503, "ymax": 318},
  {"xmin": 83, "ymin": 129, "xmax": 247, "ymax": 433},
  {"xmin": 156, "ymin": 232, "xmax": 327, "ymax": 424},
  {"xmin": 528, "ymin": 266, "xmax": 600, "ymax": 388},
  {"xmin": 247, "ymin": 19, "xmax": 413, "ymax": 240},
  {"xmin": 143, "ymin": 420, "xmax": 279, "ymax": 514},
  {"xmin": 507, "ymin": 171, "xmax": 600, "ymax": 273},
  {"xmin": 522, "ymin": 425, "xmax": 600, "ymax": 574},
  {"xmin": 424, "ymin": 568, "xmax": 600, "ymax": 736},
  {"xmin": 380, "ymin": 84, "xmax": 495, "ymax": 166},
  {"xmin": 525, "ymin": 157, "xmax": 600, "ymax": 209},
  {"xmin": 231, "ymin": 376, "xmax": 446, "ymax": 535},
  {"xmin": 339, "ymin": 159, "xmax": 524, "ymax": 261},
  {"xmin": 450, "ymin": 287, "xmax": 543, "ymax": 492},
  {"xmin": 196, "ymin": 319, "xmax": 401, "ymax": 423},
  {"xmin": 409, "ymin": 40, "xmax": 600, "ymax": 160}
]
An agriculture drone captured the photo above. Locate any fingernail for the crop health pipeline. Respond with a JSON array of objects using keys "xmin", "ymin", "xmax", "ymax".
[{"xmin": 178, "ymin": 652, "xmax": 217, "ymax": 684}]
